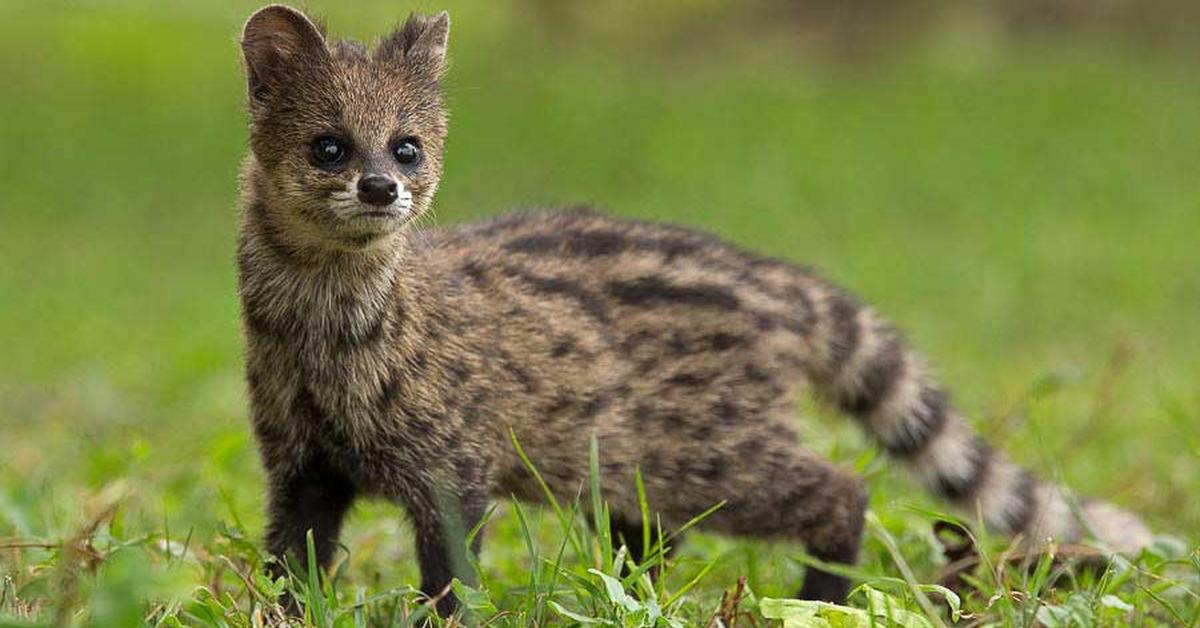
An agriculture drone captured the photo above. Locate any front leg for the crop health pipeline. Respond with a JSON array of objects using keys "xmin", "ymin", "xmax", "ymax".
[
  {"xmin": 264, "ymin": 453, "xmax": 357, "ymax": 586},
  {"xmin": 402, "ymin": 482, "xmax": 489, "ymax": 616}
]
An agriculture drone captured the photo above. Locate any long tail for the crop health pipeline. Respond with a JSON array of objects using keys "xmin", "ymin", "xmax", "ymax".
[{"xmin": 800, "ymin": 277, "xmax": 1152, "ymax": 552}]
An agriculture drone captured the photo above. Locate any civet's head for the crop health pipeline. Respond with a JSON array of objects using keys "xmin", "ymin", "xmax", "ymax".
[{"xmin": 241, "ymin": 5, "xmax": 449, "ymax": 249}]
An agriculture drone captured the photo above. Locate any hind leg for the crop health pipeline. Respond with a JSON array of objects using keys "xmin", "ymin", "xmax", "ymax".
[
  {"xmin": 648, "ymin": 436, "xmax": 868, "ymax": 602},
  {"xmin": 787, "ymin": 455, "xmax": 867, "ymax": 601},
  {"xmin": 732, "ymin": 445, "xmax": 867, "ymax": 602}
]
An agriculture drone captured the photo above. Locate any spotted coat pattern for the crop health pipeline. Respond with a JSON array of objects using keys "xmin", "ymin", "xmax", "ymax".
[{"xmin": 236, "ymin": 5, "xmax": 1153, "ymax": 615}]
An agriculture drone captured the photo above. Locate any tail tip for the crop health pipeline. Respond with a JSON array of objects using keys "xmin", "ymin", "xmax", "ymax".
[{"xmin": 1082, "ymin": 501, "xmax": 1153, "ymax": 554}]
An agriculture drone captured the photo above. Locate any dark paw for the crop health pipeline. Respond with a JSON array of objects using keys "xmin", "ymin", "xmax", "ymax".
[
  {"xmin": 277, "ymin": 591, "xmax": 302, "ymax": 617},
  {"xmin": 434, "ymin": 594, "xmax": 459, "ymax": 617},
  {"xmin": 423, "ymin": 581, "xmax": 461, "ymax": 617},
  {"xmin": 265, "ymin": 559, "xmax": 303, "ymax": 616},
  {"xmin": 796, "ymin": 569, "xmax": 850, "ymax": 602}
]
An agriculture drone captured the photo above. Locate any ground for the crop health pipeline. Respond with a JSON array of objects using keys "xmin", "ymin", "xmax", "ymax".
[{"xmin": 0, "ymin": 2, "xmax": 1197, "ymax": 626}]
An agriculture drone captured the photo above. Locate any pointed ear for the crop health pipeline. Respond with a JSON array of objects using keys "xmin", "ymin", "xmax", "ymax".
[
  {"xmin": 241, "ymin": 5, "xmax": 329, "ymax": 103},
  {"xmin": 376, "ymin": 11, "xmax": 451, "ymax": 80}
]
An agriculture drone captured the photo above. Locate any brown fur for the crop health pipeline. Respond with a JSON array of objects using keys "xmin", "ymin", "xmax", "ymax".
[{"xmin": 236, "ymin": 5, "xmax": 1152, "ymax": 615}]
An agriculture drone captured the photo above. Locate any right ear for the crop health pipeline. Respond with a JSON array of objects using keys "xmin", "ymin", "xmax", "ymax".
[
  {"xmin": 375, "ymin": 11, "xmax": 451, "ymax": 81},
  {"xmin": 241, "ymin": 5, "xmax": 329, "ymax": 104}
]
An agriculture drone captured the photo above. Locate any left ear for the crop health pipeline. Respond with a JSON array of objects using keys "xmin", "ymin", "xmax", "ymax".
[
  {"xmin": 376, "ymin": 11, "xmax": 450, "ymax": 80},
  {"xmin": 241, "ymin": 5, "xmax": 330, "ymax": 105}
]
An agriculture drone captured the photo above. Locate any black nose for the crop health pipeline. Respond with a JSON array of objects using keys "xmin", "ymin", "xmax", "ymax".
[{"xmin": 357, "ymin": 175, "xmax": 399, "ymax": 206}]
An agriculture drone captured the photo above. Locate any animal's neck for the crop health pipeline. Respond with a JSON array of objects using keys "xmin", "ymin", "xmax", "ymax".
[{"xmin": 237, "ymin": 199, "xmax": 412, "ymax": 354}]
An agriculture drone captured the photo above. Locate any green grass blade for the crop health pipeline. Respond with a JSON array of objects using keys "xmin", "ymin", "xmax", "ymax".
[
  {"xmin": 510, "ymin": 429, "xmax": 586, "ymax": 559},
  {"xmin": 305, "ymin": 529, "xmax": 327, "ymax": 628},
  {"xmin": 589, "ymin": 435, "xmax": 613, "ymax": 572}
]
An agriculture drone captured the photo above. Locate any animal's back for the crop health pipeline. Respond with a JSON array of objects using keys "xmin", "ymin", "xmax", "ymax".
[
  {"xmin": 422, "ymin": 208, "xmax": 1152, "ymax": 556},
  {"xmin": 421, "ymin": 209, "xmax": 822, "ymax": 512}
]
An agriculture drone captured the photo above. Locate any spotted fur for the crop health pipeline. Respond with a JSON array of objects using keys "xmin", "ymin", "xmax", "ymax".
[{"xmin": 236, "ymin": 5, "xmax": 1153, "ymax": 615}]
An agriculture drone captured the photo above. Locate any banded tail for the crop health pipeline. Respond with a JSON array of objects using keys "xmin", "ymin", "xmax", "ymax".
[{"xmin": 801, "ymin": 279, "xmax": 1152, "ymax": 553}]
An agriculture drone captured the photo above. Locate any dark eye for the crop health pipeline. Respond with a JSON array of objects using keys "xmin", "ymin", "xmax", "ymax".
[
  {"xmin": 392, "ymin": 138, "xmax": 422, "ymax": 166},
  {"xmin": 311, "ymin": 136, "xmax": 349, "ymax": 167}
]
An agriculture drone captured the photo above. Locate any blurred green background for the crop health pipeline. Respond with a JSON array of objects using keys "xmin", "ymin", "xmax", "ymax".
[{"xmin": 1, "ymin": 0, "xmax": 1198, "ymax": 619}]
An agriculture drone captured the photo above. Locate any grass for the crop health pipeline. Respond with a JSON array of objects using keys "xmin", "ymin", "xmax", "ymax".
[{"xmin": 1, "ymin": 1, "xmax": 1198, "ymax": 625}]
